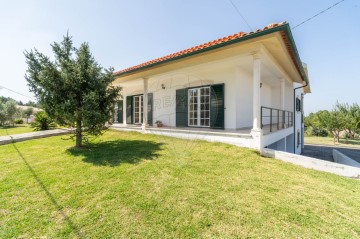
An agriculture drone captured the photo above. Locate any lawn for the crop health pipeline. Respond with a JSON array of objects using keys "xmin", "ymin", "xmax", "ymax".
[
  {"xmin": 1, "ymin": 130, "xmax": 360, "ymax": 238},
  {"xmin": 0, "ymin": 124, "xmax": 34, "ymax": 136},
  {"xmin": 305, "ymin": 136, "xmax": 360, "ymax": 148}
]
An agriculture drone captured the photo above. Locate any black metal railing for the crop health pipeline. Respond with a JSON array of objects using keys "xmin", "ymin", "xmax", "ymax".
[{"xmin": 261, "ymin": 106, "xmax": 293, "ymax": 133}]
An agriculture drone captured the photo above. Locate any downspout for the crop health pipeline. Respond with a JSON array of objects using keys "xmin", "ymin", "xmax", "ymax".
[{"xmin": 293, "ymin": 82, "xmax": 308, "ymax": 153}]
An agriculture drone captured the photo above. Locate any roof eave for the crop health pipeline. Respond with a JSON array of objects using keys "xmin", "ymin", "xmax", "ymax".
[
  {"xmin": 280, "ymin": 24, "xmax": 310, "ymax": 89},
  {"xmin": 114, "ymin": 23, "xmax": 310, "ymax": 90}
]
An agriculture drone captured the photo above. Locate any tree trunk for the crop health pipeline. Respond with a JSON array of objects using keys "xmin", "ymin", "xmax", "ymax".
[
  {"xmin": 76, "ymin": 119, "xmax": 82, "ymax": 147},
  {"xmin": 351, "ymin": 130, "xmax": 356, "ymax": 139}
]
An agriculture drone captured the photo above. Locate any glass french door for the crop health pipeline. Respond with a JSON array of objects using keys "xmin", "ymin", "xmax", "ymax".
[
  {"xmin": 133, "ymin": 95, "xmax": 143, "ymax": 124},
  {"xmin": 188, "ymin": 87, "xmax": 210, "ymax": 127}
]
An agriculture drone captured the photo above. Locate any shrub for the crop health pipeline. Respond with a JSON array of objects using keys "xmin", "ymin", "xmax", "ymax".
[
  {"xmin": 305, "ymin": 126, "xmax": 329, "ymax": 137},
  {"xmin": 14, "ymin": 118, "xmax": 24, "ymax": 124},
  {"xmin": 31, "ymin": 112, "xmax": 56, "ymax": 131}
]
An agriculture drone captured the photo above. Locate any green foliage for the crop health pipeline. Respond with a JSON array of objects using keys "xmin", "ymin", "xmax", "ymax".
[
  {"xmin": 317, "ymin": 110, "xmax": 346, "ymax": 143},
  {"xmin": 305, "ymin": 126, "xmax": 328, "ymax": 137},
  {"xmin": 0, "ymin": 98, "xmax": 37, "ymax": 126},
  {"xmin": 336, "ymin": 102, "xmax": 360, "ymax": 139},
  {"xmin": 0, "ymin": 97, "xmax": 39, "ymax": 108},
  {"xmin": 306, "ymin": 102, "xmax": 360, "ymax": 141},
  {"xmin": 0, "ymin": 96, "xmax": 15, "ymax": 104},
  {"xmin": 4, "ymin": 100, "xmax": 19, "ymax": 126},
  {"xmin": 14, "ymin": 118, "xmax": 24, "ymax": 124},
  {"xmin": 23, "ymin": 107, "xmax": 33, "ymax": 117},
  {"xmin": 304, "ymin": 112, "xmax": 329, "ymax": 137},
  {"xmin": 30, "ymin": 111, "xmax": 56, "ymax": 131},
  {"xmin": 0, "ymin": 99, "xmax": 23, "ymax": 126},
  {"xmin": 24, "ymin": 34, "xmax": 121, "ymax": 147},
  {"xmin": 0, "ymin": 103, "xmax": 6, "ymax": 126}
]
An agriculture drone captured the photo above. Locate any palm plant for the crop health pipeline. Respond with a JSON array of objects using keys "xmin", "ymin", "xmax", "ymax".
[{"xmin": 31, "ymin": 111, "xmax": 56, "ymax": 131}]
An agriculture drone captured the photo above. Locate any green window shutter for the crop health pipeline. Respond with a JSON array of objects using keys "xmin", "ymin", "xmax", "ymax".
[
  {"xmin": 296, "ymin": 98, "xmax": 301, "ymax": 112},
  {"xmin": 117, "ymin": 100, "xmax": 123, "ymax": 123},
  {"xmin": 210, "ymin": 84, "xmax": 225, "ymax": 129},
  {"xmin": 147, "ymin": 93, "xmax": 153, "ymax": 125},
  {"xmin": 176, "ymin": 89, "xmax": 188, "ymax": 127},
  {"xmin": 126, "ymin": 96, "xmax": 133, "ymax": 124}
]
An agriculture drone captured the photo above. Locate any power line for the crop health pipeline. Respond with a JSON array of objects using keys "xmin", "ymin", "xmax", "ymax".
[
  {"xmin": 292, "ymin": 0, "xmax": 346, "ymax": 30},
  {"xmin": 0, "ymin": 85, "xmax": 35, "ymax": 100},
  {"xmin": 227, "ymin": 0, "xmax": 253, "ymax": 31}
]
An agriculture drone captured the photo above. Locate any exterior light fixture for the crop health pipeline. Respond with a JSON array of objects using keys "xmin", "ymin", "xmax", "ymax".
[
  {"xmin": 161, "ymin": 84, "xmax": 165, "ymax": 89},
  {"xmin": 260, "ymin": 82, "xmax": 262, "ymax": 88}
]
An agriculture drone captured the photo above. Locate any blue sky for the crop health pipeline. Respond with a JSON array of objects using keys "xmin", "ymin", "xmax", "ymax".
[{"xmin": 0, "ymin": 0, "xmax": 359, "ymax": 114}]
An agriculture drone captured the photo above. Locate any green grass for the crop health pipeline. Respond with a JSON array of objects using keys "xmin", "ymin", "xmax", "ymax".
[
  {"xmin": 1, "ymin": 130, "xmax": 360, "ymax": 238},
  {"xmin": 305, "ymin": 136, "xmax": 360, "ymax": 147},
  {"xmin": 0, "ymin": 124, "xmax": 34, "ymax": 136}
]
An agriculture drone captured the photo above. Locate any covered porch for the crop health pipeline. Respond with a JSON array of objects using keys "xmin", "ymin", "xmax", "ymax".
[{"xmin": 111, "ymin": 44, "xmax": 298, "ymax": 150}]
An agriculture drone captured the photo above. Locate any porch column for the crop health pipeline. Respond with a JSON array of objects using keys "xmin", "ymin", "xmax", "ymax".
[
  {"xmin": 252, "ymin": 52, "xmax": 261, "ymax": 130},
  {"xmin": 142, "ymin": 78, "xmax": 148, "ymax": 130},
  {"xmin": 123, "ymin": 96, "xmax": 126, "ymax": 125},
  {"xmin": 280, "ymin": 78, "xmax": 285, "ymax": 110},
  {"xmin": 251, "ymin": 52, "xmax": 263, "ymax": 151}
]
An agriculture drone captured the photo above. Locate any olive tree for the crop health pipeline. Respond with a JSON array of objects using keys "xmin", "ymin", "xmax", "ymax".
[
  {"xmin": 336, "ymin": 102, "xmax": 360, "ymax": 139},
  {"xmin": 25, "ymin": 34, "xmax": 121, "ymax": 147},
  {"xmin": 318, "ymin": 110, "xmax": 346, "ymax": 143}
]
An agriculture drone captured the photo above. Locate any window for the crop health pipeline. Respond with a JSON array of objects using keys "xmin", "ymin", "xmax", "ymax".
[
  {"xmin": 297, "ymin": 130, "xmax": 301, "ymax": 148},
  {"xmin": 188, "ymin": 87, "xmax": 210, "ymax": 127},
  {"xmin": 133, "ymin": 95, "xmax": 143, "ymax": 124}
]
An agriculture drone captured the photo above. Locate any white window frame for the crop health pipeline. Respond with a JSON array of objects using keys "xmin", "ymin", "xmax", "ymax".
[
  {"xmin": 188, "ymin": 86, "xmax": 210, "ymax": 127},
  {"xmin": 133, "ymin": 95, "xmax": 143, "ymax": 124}
]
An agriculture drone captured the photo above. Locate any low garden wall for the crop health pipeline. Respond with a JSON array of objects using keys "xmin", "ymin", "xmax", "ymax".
[{"xmin": 262, "ymin": 148, "xmax": 360, "ymax": 179}]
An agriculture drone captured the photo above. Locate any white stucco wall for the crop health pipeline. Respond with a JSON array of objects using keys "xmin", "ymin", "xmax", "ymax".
[
  {"xmin": 261, "ymin": 82, "xmax": 272, "ymax": 108},
  {"xmin": 235, "ymin": 67, "xmax": 253, "ymax": 129},
  {"xmin": 201, "ymin": 68, "xmax": 237, "ymax": 129},
  {"xmin": 285, "ymin": 85, "xmax": 294, "ymax": 112},
  {"xmin": 116, "ymin": 51, "xmax": 307, "ymax": 155},
  {"xmin": 286, "ymin": 133, "xmax": 294, "ymax": 153},
  {"xmin": 121, "ymin": 65, "xmax": 241, "ymax": 129},
  {"xmin": 271, "ymin": 87, "xmax": 281, "ymax": 109}
]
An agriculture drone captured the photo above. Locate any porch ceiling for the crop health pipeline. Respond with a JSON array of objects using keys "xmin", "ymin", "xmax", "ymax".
[{"xmin": 113, "ymin": 53, "xmax": 291, "ymax": 90}]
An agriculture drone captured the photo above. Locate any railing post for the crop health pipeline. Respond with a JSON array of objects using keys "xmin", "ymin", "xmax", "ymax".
[
  {"xmin": 282, "ymin": 111, "xmax": 285, "ymax": 128},
  {"xmin": 270, "ymin": 109, "xmax": 272, "ymax": 132},
  {"xmin": 288, "ymin": 112, "xmax": 290, "ymax": 127},
  {"xmin": 259, "ymin": 106, "xmax": 294, "ymax": 133}
]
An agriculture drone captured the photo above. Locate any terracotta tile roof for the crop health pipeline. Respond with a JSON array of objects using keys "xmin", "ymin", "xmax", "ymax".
[{"xmin": 114, "ymin": 21, "xmax": 295, "ymax": 77}]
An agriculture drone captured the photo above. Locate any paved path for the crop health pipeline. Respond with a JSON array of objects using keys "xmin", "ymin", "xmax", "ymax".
[
  {"xmin": 303, "ymin": 144, "xmax": 360, "ymax": 163},
  {"xmin": 0, "ymin": 129, "xmax": 73, "ymax": 145}
]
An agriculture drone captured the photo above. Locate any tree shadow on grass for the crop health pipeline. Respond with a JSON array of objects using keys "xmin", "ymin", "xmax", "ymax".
[
  {"xmin": 67, "ymin": 139, "xmax": 164, "ymax": 167},
  {"xmin": 11, "ymin": 143, "xmax": 80, "ymax": 237}
]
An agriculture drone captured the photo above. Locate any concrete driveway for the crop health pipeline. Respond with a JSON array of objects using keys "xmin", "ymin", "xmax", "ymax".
[{"xmin": 303, "ymin": 144, "xmax": 360, "ymax": 163}]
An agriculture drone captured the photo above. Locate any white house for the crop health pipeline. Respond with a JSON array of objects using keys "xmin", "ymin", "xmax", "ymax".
[{"xmin": 111, "ymin": 22, "xmax": 311, "ymax": 155}]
